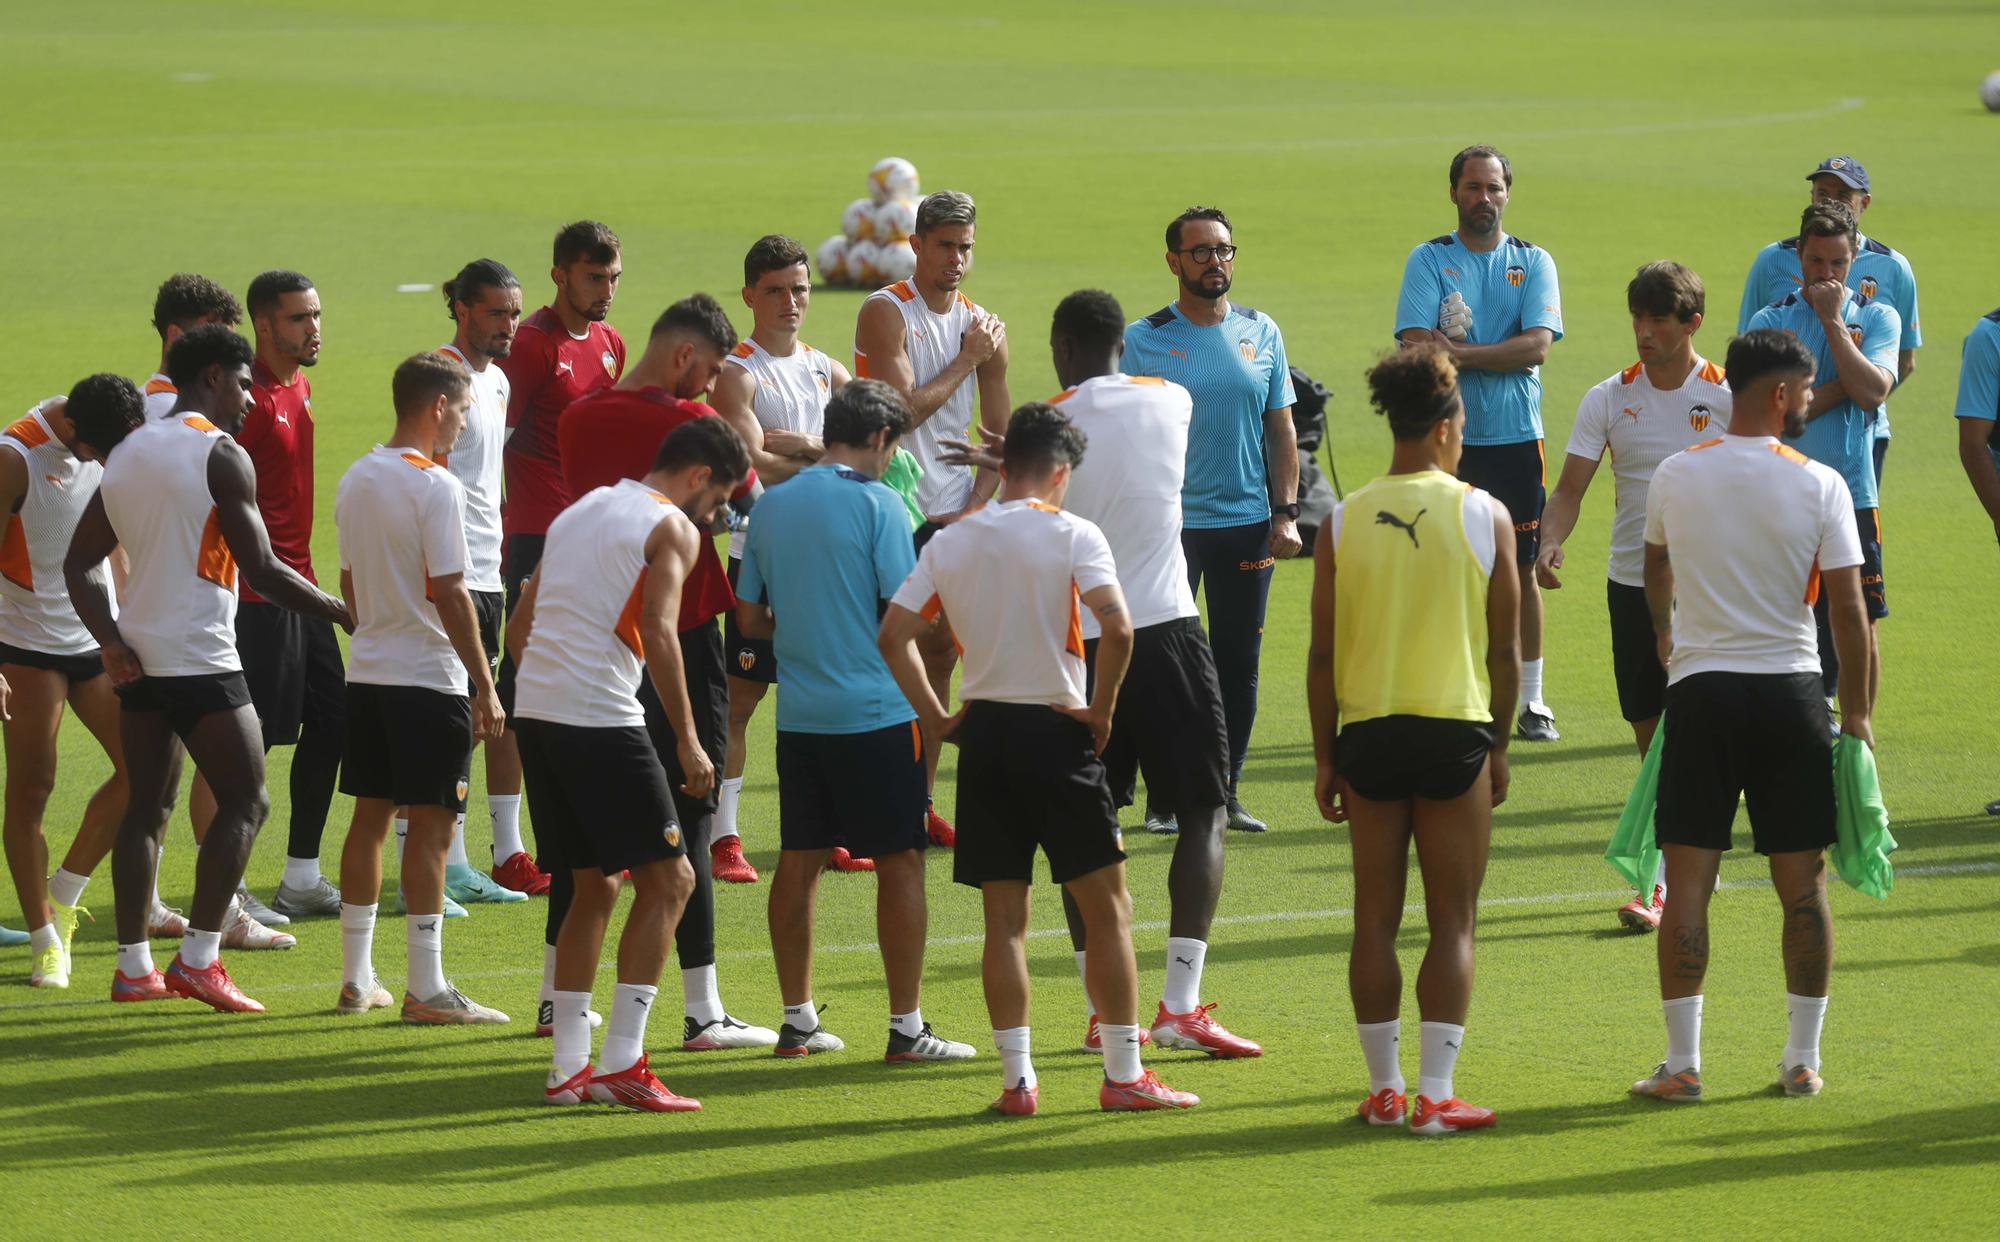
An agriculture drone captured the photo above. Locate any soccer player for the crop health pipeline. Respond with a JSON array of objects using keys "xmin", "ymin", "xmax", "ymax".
[
  {"xmin": 1629, "ymin": 328, "xmax": 1871, "ymax": 1103},
  {"xmin": 735, "ymin": 378, "xmax": 974, "ymax": 1063},
  {"xmin": 143, "ymin": 273, "xmax": 243, "ymax": 421},
  {"xmin": 1737, "ymin": 157, "xmax": 1920, "ymax": 489},
  {"xmin": 332, "ymin": 354, "xmax": 509, "ymax": 1023},
  {"xmin": 1748, "ymin": 201, "xmax": 1897, "ymax": 715},
  {"xmin": 488, "ymin": 220, "xmax": 627, "ymax": 893},
  {"xmin": 1124, "ymin": 207, "xmax": 1300, "ymax": 834},
  {"xmin": 1308, "ymin": 345, "xmax": 1519, "ymax": 1136},
  {"xmin": 1, "ymin": 379, "xmax": 142, "ymax": 988},
  {"xmin": 854, "ymin": 189, "xmax": 1010, "ymax": 844},
  {"xmin": 556, "ymin": 295, "xmax": 775, "ymax": 1052},
  {"xmin": 510, "ymin": 418, "xmax": 749, "ymax": 1112},
  {"xmin": 432, "ymin": 258, "xmax": 536, "ymax": 904},
  {"xmin": 1537, "ymin": 262, "xmax": 1731, "ymax": 932},
  {"xmin": 879, "ymin": 402, "xmax": 1198, "ymax": 1116},
  {"xmin": 1396, "ymin": 145, "xmax": 1563, "ymax": 743},
  {"xmin": 1953, "ymin": 308, "xmax": 2000, "ymax": 815},
  {"xmin": 64, "ymin": 324, "xmax": 353, "ymax": 1012},
  {"xmin": 711, "ymin": 235, "xmax": 850, "ymax": 885}
]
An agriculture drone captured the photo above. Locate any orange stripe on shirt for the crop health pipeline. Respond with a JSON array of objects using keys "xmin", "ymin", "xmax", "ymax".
[
  {"xmin": 143, "ymin": 378, "xmax": 177, "ymax": 396},
  {"xmin": 1065, "ymin": 582, "xmax": 1085, "ymax": 659},
  {"xmin": 1803, "ymin": 557, "xmax": 1821, "ymax": 607},
  {"xmin": 614, "ymin": 569, "xmax": 648, "ymax": 658},
  {"xmin": 182, "ymin": 415, "xmax": 219, "ymax": 434},
  {"xmin": 918, "ymin": 592, "xmax": 944, "ymax": 624},
  {"xmin": 0, "ymin": 515, "xmax": 32, "ymax": 590},
  {"xmin": 196, "ymin": 507, "xmax": 237, "ymax": 589},
  {"xmin": 3, "ymin": 417, "xmax": 50, "ymax": 448}
]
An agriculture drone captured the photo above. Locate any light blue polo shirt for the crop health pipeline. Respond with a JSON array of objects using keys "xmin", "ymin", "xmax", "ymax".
[
  {"xmin": 1748, "ymin": 289, "xmax": 1900, "ymax": 510},
  {"xmin": 1395, "ymin": 231, "xmax": 1563, "ymax": 446},
  {"xmin": 1953, "ymin": 310, "xmax": 2000, "ymax": 475}
]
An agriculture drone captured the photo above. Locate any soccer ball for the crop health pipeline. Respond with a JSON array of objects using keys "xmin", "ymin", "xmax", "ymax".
[
  {"xmin": 815, "ymin": 235, "xmax": 850, "ymax": 286},
  {"xmin": 842, "ymin": 198, "xmax": 877, "ymax": 243},
  {"xmin": 846, "ymin": 239, "xmax": 883, "ymax": 287},
  {"xmin": 868, "ymin": 156, "xmax": 920, "ymax": 205},
  {"xmin": 1983, "ymin": 71, "xmax": 2000, "ymax": 112},
  {"xmin": 873, "ymin": 198, "xmax": 917, "ymax": 245},
  {"xmin": 874, "ymin": 239, "xmax": 916, "ymax": 284}
]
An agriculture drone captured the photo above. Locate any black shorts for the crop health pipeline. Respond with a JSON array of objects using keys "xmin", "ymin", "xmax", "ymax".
[
  {"xmin": 116, "ymin": 670, "xmax": 253, "ymax": 738},
  {"xmin": 495, "ymin": 534, "xmax": 548, "ymax": 718},
  {"xmin": 1333, "ymin": 715, "xmax": 1495, "ymax": 802},
  {"xmin": 339, "ymin": 683, "xmax": 472, "ymax": 812},
  {"xmin": 235, "ymin": 603, "xmax": 346, "ymax": 749},
  {"xmin": 1456, "ymin": 439, "xmax": 1542, "ymax": 565},
  {"xmin": 1607, "ymin": 580, "xmax": 1666, "ymax": 723},
  {"xmin": 638, "ymin": 620, "xmax": 728, "ymax": 826},
  {"xmin": 721, "ymin": 557, "xmax": 776, "ymax": 685},
  {"xmin": 952, "ymin": 701, "xmax": 1127, "ymax": 888},
  {"xmin": 472, "ymin": 590, "xmax": 503, "ymax": 674},
  {"xmin": 1852, "ymin": 507, "xmax": 1886, "ymax": 620},
  {"xmin": 1085, "ymin": 617, "xmax": 1229, "ymax": 814},
  {"xmin": 1655, "ymin": 671, "xmax": 1836, "ymax": 855},
  {"xmin": 912, "ymin": 520, "xmax": 945, "ymax": 558},
  {"xmin": 0, "ymin": 641, "xmax": 103, "ymax": 684},
  {"xmin": 516, "ymin": 717, "xmax": 685, "ymax": 875},
  {"xmin": 776, "ymin": 721, "xmax": 929, "ymax": 858}
]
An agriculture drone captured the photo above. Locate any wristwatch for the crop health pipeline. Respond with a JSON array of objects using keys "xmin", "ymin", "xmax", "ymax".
[{"xmin": 1271, "ymin": 502, "xmax": 1301, "ymax": 519}]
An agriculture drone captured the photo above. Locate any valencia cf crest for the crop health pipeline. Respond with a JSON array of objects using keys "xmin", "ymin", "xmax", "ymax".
[
  {"xmin": 1849, "ymin": 327, "xmax": 1864, "ymax": 349},
  {"xmin": 737, "ymin": 647, "xmax": 757, "ymax": 672},
  {"xmin": 456, "ymin": 779, "xmax": 469, "ymax": 801},
  {"xmin": 601, "ymin": 351, "xmax": 618, "ymax": 376},
  {"xmin": 1238, "ymin": 338, "xmax": 1256, "ymax": 361},
  {"xmin": 665, "ymin": 825, "xmax": 681, "ymax": 847},
  {"xmin": 816, "ymin": 372, "xmax": 830, "ymax": 392},
  {"xmin": 1505, "ymin": 265, "xmax": 1526, "ymax": 287},
  {"xmin": 1859, "ymin": 276, "xmax": 1878, "ymax": 299},
  {"xmin": 1688, "ymin": 404, "xmax": 1712, "ymax": 433}
]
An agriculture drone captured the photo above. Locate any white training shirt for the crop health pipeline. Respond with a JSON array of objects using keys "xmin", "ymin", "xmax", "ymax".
[
  {"xmin": 335, "ymin": 444, "xmax": 472, "ymax": 695},
  {"xmin": 857, "ymin": 279, "xmax": 985, "ymax": 518},
  {"xmin": 435, "ymin": 344, "xmax": 507, "ymax": 594},
  {"xmin": 1053, "ymin": 373, "xmax": 1199, "ymax": 636},
  {"xmin": 100, "ymin": 413, "xmax": 241, "ymax": 676},
  {"xmin": 723, "ymin": 336, "xmax": 835, "ymax": 560},
  {"xmin": 514, "ymin": 478, "xmax": 677, "ymax": 729},
  {"xmin": 1644, "ymin": 434, "xmax": 1862, "ymax": 684},
  {"xmin": 891, "ymin": 498, "xmax": 1120, "ymax": 708},
  {"xmin": 1326, "ymin": 487, "xmax": 1501, "ymax": 575},
  {"xmin": 0, "ymin": 401, "xmax": 113, "ymax": 655},
  {"xmin": 142, "ymin": 373, "xmax": 179, "ymax": 422},
  {"xmin": 1567, "ymin": 357, "xmax": 1732, "ymax": 587}
]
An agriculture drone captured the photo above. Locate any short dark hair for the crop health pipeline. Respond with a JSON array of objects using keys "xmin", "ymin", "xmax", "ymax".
[
  {"xmin": 553, "ymin": 220, "xmax": 620, "ymax": 268},
  {"xmin": 1450, "ymin": 144, "xmax": 1513, "ymax": 189},
  {"xmin": 1366, "ymin": 345, "xmax": 1462, "ymax": 442},
  {"xmin": 166, "ymin": 322, "xmax": 255, "ymax": 390},
  {"xmin": 245, "ymin": 269, "xmax": 314, "ymax": 320},
  {"xmin": 1725, "ymin": 328, "xmax": 1817, "ymax": 394},
  {"xmin": 914, "ymin": 190, "xmax": 976, "ymax": 236},
  {"xmin": 1628, "ymin": 261, "xmax": 1705, "ymax": 322},
  {"xmin": 1051, "ymin": 289, "xmax": 1126, "ymax": 353},
  {"xmin": 1002, "ymin": 402, "xmax": 1087, "ymax": 477},
  {"xmin": 393, "ymin": 352, "xmax": 471, "ymax": 416},
  {"xmin": 649, "ymin": 293, "xmax": 738, "ymax": 354},
  {"xmin": 653, "ymin": 415, "xmax": 751, "ymax": 484},
  {"xmin": 152, "ymin": 274, "xmax": 242, "ymax": 339},
  {"xmin": 1798, "ymin": 200, "xmax": 1859, "ymax": 253},
  {"xmin": 1166, "ymin": 206, "xmax": 1231, "ymax": 252},
  {"xmin": 743, "ymin": 235, "xmax": 810, "ymax": 288},
  {"xmin": 822, "ymin": 379, "xmax": 911, "ymax": 448},
  {"xmin": 65, "ymin": 373, "xmax": 145, "ymax": 456},
  {"xmin": 443, "ymin": 258, "xmax": 519, "ymax": 322}
]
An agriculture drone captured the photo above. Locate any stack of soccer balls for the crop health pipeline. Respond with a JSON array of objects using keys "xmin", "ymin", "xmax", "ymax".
[{"xmin": 818, "ymin": 158, "xmax": 921, "ymax": 289}]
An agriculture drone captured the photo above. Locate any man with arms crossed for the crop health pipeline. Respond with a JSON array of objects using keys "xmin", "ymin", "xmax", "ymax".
[{"xmin": 1631, "ymin": 328, "xmax": 1871, "ymax": 1104}]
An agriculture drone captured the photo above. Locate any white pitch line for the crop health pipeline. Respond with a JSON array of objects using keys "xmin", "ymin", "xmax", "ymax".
[
  {"xmin": 0, "ymin": 861, "xmax": 1987, "ymax": 1013},
  {"xmin": 396, "ymin": 283, "xmax": 435, "ymax": 293}
]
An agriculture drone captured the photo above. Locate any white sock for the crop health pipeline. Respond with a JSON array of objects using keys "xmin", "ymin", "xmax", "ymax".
[
  {"xmin": 406, "ymin": 913, "xmax": 446, "ymax": 998},
  {"xmin": 783, "ymin": 999, "xmax": 818, "ymax": 1033},
  {"xmin": 552, "ymin": 988, "xmax": 593, "ymax": 1077},
  {"xmin": 394, "ymin": 816, "xmax": 410, "ymax": 865},
  {"xmin": 599, "ymin": 982, "xmax": 658, "ymax": 1073},
  {"xmin": 890, "ymin": 1009, "xmax": 924, "ymax": 1039},
  {"xmin": 179, "ymin": 928, "xmax": 222, "ymax": 970},
  {"xmin": 682, "ymin": 963, "xmax": 722, "ymax": 1025},
  {"xmin": 994, "ymin": 1025, "xmax": 1036, "ymax": 1090},
  {"xmin": 1651, "ymin": 854, "xmax": 1668, "ymax": 907},
  {"xmin": 48, "ymin": 868, "xmax": 88, "ymax": 908},
  {"xmin": 1417, "ymin": 1020, "xmax": 1465, "ymax": 1102},
  {"xmin": 30, "ymin": 923, "xmax": 59, "ymax": 953},
  {"xmin": 1163, "ymin": 936, "xmax": 1207, "ymax": 1014},
  {"xmin": 489, "ymin": 795, "xmax": 524, "ymax": 862},
  {"xmin": 1664, "ymin": 995, "xmax": 1703, "ymax": 1073},
  {"xmin": 1074, "ymin": 949, "xmax": 1095, "ymax": 1016},
  {"xmin": 1784, "ymin": 993, "xmax": 1828, "ymax": 1071},
  {"xmin": 1521, "ymin": 658, "xmax": 1545, "ymax": 709},
  {"xmin": 117, "ymin": 942, "xmax": 155, "ymax": 978},
  {"xmin": 1356, "ymin": 1019, "xmax": 1404, "ymax": 1093},
  {"xmin": 1100, "ymin": 1022, "xmax": 1144, "ymax": 1083},
  {"xmin": 340, "ymin": 903, "xmax": 378, "ymax": 989},
  {"xmin": 715, "ymin": 777, "xmax": 743, "ymax": 843},
  {"xmin": 446, "ymin": 815, "xmax": 470, "ymax": 868},
  {"xmin": 282, "ymin": 855, "xmax": 321, "ymax": 889}
]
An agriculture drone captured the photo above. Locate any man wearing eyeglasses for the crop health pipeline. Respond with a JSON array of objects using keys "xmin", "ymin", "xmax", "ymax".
[
  {"xmin": 1124, "ymin": 206, "xmax": 1299, "ymax": 836},
  {"xmin": 1396, "ymin": 145, "xmax": 1565, "ymax": 743}
]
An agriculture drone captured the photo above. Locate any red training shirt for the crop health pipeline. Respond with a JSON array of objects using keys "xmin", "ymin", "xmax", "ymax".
[
  {"xmin": 499, "ymin": 306, "xmax": 626, "ymax": 539},
  {"xmin": 557, "ymin": 387, "xmax": 752, "ymax": 633},
  {"xmin": 238, "ymin": 359, "xmax": 317, "ymax": 604}
]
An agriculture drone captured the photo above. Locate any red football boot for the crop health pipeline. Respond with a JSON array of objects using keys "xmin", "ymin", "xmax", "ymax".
[
  {"xmin": 492, "ymin": 852, "xmax": 552, "ymax": 897},
  {"xmin": 1149, "ymin": 1001, "xmax": 1262, "ymax": 1058},
  {"xmin": 164, "ymin": 955, "xmax": 265, "ymax": 1013},
  {"xmin": 586, "ymin": 1054, "xmax": 702, "ymax": 1112}
]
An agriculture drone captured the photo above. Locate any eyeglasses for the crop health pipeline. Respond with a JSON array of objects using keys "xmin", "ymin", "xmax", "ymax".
[{"xmin": 1175, "ymin": 244, "xmax": 1237, "ymax": 263}]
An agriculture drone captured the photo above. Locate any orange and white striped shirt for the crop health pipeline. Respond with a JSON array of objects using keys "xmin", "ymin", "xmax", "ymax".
[
  {"xmin": 142, "ymin": 373, "xmax": 179, "ymax": 422},
  {"xmin": 335, "ymin": 444, "xmax": 471, "ymax": 695},
  {"xmin": 855, "ymin": 279, "xmax": 984, "ymax": 518},
  {"xmin": 0, "ymin": 401, "xmax": 113, "ymax": 656},
  {"xmin": 100, "ymin": 413, "xmax": 240, "ymax": 676}
]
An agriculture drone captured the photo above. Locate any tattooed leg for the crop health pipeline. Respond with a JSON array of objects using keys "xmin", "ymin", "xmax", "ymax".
[
  {"xmin": 1771, "ymin": 849, "xmax": 1833, "ymax": 997},
  {"xmin": 1658, "ymin": 845, "xmax": 1722, "ymax": 1000}
]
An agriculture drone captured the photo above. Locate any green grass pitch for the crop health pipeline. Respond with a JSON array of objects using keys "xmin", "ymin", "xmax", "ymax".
[{"xmin": 3, "ymin": 1, "xmax": 1999, "ymax": 1236}]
